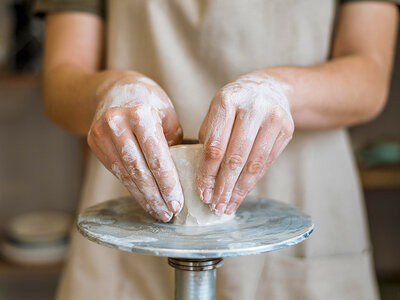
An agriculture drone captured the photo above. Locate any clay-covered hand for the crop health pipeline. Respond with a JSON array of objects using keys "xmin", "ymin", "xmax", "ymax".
[
  {"xmin": 197, "ymin": 71, "xmax": 294, "ymax": 216},
  {"xmin": 87, "ymin": 72, "xmax": 184, "ymax": 222}
]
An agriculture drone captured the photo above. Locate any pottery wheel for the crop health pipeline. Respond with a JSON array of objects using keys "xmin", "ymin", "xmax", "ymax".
[
  {"xmin": 77, "ymin": 196, "xmax": 313, "ymax": 300},
  {"xmin": 77, "ymin": 196, "xmax": 313, "ymax": 259}
]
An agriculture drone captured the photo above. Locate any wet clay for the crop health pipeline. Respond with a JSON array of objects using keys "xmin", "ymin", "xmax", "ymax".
[{"xmin": 169, "ymin": 144, "xmax": 234, "ymax": 225}]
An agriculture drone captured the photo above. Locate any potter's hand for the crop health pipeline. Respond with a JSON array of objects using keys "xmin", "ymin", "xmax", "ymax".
[
  {"xmin": 88, "ymin": 72, "xmax": 183, "ymax": 222},
  {"xmin": 197, "ymin": 71, "xmax": 294, "ymax": 215}
]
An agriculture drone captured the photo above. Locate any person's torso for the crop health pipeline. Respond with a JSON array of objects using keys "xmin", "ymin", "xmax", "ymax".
[{"xmin": 106, "ymin": 0, "xmax": 336, "ymax": 139}]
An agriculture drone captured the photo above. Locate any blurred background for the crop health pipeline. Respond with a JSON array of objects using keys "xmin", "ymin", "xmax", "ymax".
[{"xmin": 0, "ymin": 0, "xmax": 399, "ymax": 299}]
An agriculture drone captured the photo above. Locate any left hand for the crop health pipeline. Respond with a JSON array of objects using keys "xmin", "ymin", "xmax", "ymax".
[{"xmin": 196, "ymin": 71, "xmax": 294, "ymax": 215}]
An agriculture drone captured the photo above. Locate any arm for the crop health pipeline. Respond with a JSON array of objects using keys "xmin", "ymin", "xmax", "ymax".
[
  {"xmin": 268, "ymin": 2, "xmax": 399, "ymax": 129},
  {"xmin": 196, "ymin": 2, "xmax": 399, "ymax": 216},
  {"xmin": 43, "ymin": 12, "xmax": 104, "ymax": 135},
  {"xmin": 43, "ymin": 13, "xmax": 184, "ymax": 222}
]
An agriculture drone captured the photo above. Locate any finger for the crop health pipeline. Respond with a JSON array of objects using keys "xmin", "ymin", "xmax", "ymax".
[
  {"xmin": 121, "ymin": 138, "xmax": 174, "ymax": 222},
  {"xmin": 225, "ymin": 123, "xmax": 282, "ymax": 215},
  {"xmin": 87, "ymin": 129, "xmax": 114, "ymax": 173},
  {"xmin": 128, "ymin": 106, "xmax": 184, "ymax": 215},
  {"xmin": 161, "ymin": 108, "xmax": 183, "ymax": 146},
  {"xmin": 103, "ymin": 111, "xmax": 174, "ymax": 222},
  {"xmin": 89, "ymin": 120, "xmax": 134, "ymax": 186},
  {"xmin": 109, "ymin": 161, "xmax": 160, "ymax": 220},
  {"xmin": 196, "ymin": 96, "xmax": 236, "ymax": 204},
  {"xmin": 88, "ymin": 123, "xmax": 159, "ymax": 219},
  {"xmin": 198, "ymin": 112, "xmax": 209, "ymax": 144},
  {"xmin": 226, "ymin": 114, "xmax": 293, "ymax": 215},
  {"xmin": 211, "ymin": 110, "xmax": 262, "ymax": 215},
  {"xmin": 265, "ymin": 113, "xmax": 294, "ymax": 165},
  {"xmin": 267, "ymin": 128, "xmax": 292, "ymax": 167}
]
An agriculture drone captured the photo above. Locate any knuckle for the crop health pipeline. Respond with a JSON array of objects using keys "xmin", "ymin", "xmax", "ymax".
[
  {"xmin": 197, "ymin": 174, "xmax": 216, "ymax": 188},
  {"xmin": 247, "ymin": 160, "xmax": 264, "ymax": 174},
  {"xmin": 175, "ymin": 126, "xmax": 183, "ymax": 140},
  {"xmin": 232, "ymin": 187, "xmax": 248, "ymax": 199},
  {"xmin": 220, "ymin": 191, "xmax": 232, "ymax": 202},
  {"xmin": 129, "ymin": 110, "xmax": 140, "ymax": 122},
  {"xmin": 226, "ymin": 154, "xmax": 244, "ymax": 170},
  {"xmin": 218, "ymin": 95, "xmax": 231, "ymax": 110},
  {"xmin": 157, "ymin": 170, "xmax": 170, "ymax": 180},
  {"xmin": 270, "ymin": 106, "xmax": 285, "ymax": 123},
  {"xmin": 148, "ymin": 157, "xmax": 161, "ymax": 170},
  {"xmin": 247, "ymin": 101, "xmax": 258, "ymax": 112},
  {"xmin": 127, "ymin": 157, "xmax": 139, "ymax": 169},
  {"xmin": 126, "ymin": 161, "xmax": 140, "ymax": 176},
  {"xmin": 230, "ymin": 199, "xmax": 241, "ymax": 207},
  {"xmin": 122, "ymin": 148, "xmax": 137, "ymax": 164},
  {"xmin": 204, "ymin": 141, "xmax": 224, "ymax": 160},
  {"xmin": 113, "ymin": 167, "xmax": 131, "ymax": 183},
  {"xmin": 222, "ymin": 82, "xmax": 241, "ymax": 95},
  {"xmin": 103, "ymin": 108, "xmax": 120, "ymax": 124},
  {"xmin": 112, "ymin": 165, "xmax": 129, "ymax": 181},
  {"xmin": 158, "ymin": 182, "xmax": 174, "ymax": 196},
  {"xmin": 90, "ymin": 124, "xmax": 104, "ymax": 139},
  {"xmin": 123, "ymin": 156, "xmax": 143, "ymax": 176},
  {"xmin": 135, "ymin": 175, "xmax": 153, "ymax": 188},
  {"xmin": 86, "ymin": 134, "xmax": 95, "ymax": 148},
  {"xmin": 120, "ymin": 173, "xmax": 132, "ymax": 183},
  {"xmin": 129, "ymin": 105, "xmax": 146, "ymax": 122}
]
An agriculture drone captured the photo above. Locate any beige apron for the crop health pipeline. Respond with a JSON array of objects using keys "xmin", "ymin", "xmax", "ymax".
[{"xmin": 57, "ymin": 1, "xmax": 379, "ymax": 299}]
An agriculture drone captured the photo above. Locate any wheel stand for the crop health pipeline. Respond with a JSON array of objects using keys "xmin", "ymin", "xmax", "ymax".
[{"xmin": 78, "ymin": 196, "xmax": 313, "ymax": 300}]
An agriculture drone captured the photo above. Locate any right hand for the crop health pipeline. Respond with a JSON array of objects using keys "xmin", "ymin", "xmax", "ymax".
[{"xmin": 87, "ymin": 72, "xmax": 184, "ymax": 222}]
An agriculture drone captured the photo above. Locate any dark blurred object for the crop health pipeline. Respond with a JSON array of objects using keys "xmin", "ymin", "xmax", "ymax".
[
  {"xmin": 0, "ymin": 1, "xmax": 13, "ymax": 69},
  {"xmin": 1, "ymin": 211, "xmax": 72, "ymax": 266},
  {"xmin": 357, "ymin": 142, "xmax": 400, "ymax": 168},
  {"xmin": 12, "ymin": 0, "xmax": 43, "ymax": 72}
]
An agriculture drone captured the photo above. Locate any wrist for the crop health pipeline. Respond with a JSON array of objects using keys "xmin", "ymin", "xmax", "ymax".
[
  {"xmin": 89, "ymin": 70, "xmax": 143, "ymax": 115},
  {"xmin": 254, "ymin": 67, "xmax": 297, "ymax": 114},
  {"xmin": 92, "ymin": 70, "xmax": 173, "ymax": 122},
  {"xmin": 94, "ymin": 70, "xmax": 139, "ymax": 101}
]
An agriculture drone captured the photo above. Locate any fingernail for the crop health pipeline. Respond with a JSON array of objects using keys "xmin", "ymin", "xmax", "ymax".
[
  {"xmin": 226, "ymin": 202, "xmax": 237, "ymax": 215},
  {"xmin": 210, "ymin": 201, "xmax": 217, "ymax": 212},
  {"xmin": 161, "ymin": 211, "xmax": 173, "ymax": 222},
  {"xmin": 202, "ymin": 188, "xmax": 213, "ymax": 204},
  {"xmin": 215, "ymin": 203, "xmax": 226, "ymax": 216},
  {"xmin": 170, "ymin": 200, "xmax": 181, "ymax": 213}
]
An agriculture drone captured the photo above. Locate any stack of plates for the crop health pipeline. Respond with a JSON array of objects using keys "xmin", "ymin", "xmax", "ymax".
[{"xmin": 1, "ymin": 211, "xmax": 72, "ymax": 265}]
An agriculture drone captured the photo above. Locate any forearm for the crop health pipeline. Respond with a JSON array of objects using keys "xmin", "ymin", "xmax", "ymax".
[
  {"xmin": 266, "ymin": 2, "xmax": 398, "ymax": 130},
  {"xmin": 42, "ymin": 65, "xmax": 138, "ymax": 135},
  {"xmin": 42, "ymin": 12, "xmax": 110, "ymax": 135},
  {"xmin": 264, "ymin": 54, "xmax": 391, "ymax": 130}
]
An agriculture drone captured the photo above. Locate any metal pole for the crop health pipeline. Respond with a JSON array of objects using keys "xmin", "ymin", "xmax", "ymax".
[{"xmin": 168, "ymin": 258, "xmax": 223, "ymax": 300}]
